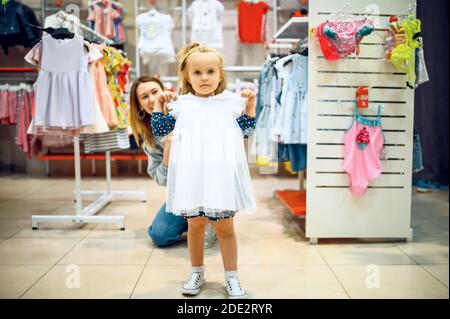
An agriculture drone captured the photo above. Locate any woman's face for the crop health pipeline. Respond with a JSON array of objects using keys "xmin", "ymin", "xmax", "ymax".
[{"xmin": 136, "ymin": 81, "xmax": 163, "ymax": 115}]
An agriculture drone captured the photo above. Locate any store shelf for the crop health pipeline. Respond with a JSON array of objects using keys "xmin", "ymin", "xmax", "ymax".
[
  {"xmin": 224, "ymin": 66, "xmax": 262, "ymax": 72},
  {"xmin": 274, "ymin": 17, "xmax": 309, "ymax": 42},
  {"xmin": 275, "ymin": 190, "xmax": 306, "ymax": 217}
]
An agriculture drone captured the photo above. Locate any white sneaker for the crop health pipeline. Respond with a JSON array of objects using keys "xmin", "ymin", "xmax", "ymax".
[
  {"xmin": 180, "ymin": 267, "xmax": 205, "ymax": 296},
  {"xmin": 225, "ymin": 272, "xmax": 247, "ymax": 299},
  {"xmin": 204, "ymin": 223, "xmax": 217, "ymax": 249}
]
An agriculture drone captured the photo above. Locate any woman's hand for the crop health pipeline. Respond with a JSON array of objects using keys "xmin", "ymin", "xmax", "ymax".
[
  {"xmin": 162, "ymin": 132, "xmax": 173, "ymax": 167},
  {"xmin": 241, "ymin": 89, "xmax": 256, "ymax": 117},
  {"xmin": 154, "ymin": 91, "xmax": 177, "ymax": 113}
]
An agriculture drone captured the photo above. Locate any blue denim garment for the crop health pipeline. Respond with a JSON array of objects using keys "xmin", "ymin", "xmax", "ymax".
[
  {"xmin": 282, "ymin": 54, "xmax": 308, "ymax": 144},
  {"xmin": 148, "ymin": 202, "xmax": 188, "ymax": 247},
  {"xmin": 412, "ymin": 133, "xmax": 424, "ymax": 174},
  {"xmin": 278, "ymin": 143, "xmax": 307, "ymax": 172}
]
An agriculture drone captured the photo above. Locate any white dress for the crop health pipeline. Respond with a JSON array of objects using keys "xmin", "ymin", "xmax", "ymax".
[
  {"xmin": 166, "ymin": 90, "xmax": 257, "ymax": 217},
  {"xmin": 27, "ymin": 34, "xmax": 96, "ymax": 129}
]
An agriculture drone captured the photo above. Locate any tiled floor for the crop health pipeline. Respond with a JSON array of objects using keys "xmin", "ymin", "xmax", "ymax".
[{"xmin": 0, "ymin": 172, "xmax": 448, "ymax": 299}]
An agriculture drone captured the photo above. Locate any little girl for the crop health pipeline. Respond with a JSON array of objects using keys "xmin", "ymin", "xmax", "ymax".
[{"xmin": 151, "ymin": 43, "xmax": 257, "ymax": 298}]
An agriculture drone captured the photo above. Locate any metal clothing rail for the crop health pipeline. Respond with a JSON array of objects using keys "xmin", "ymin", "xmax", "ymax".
[
  {"xmin": 30, "ymin": 17, "xmax": 146, "ymax": 230},
  {"xmin": 55, "ymin": 10, "xmax": 114, "ymax": 45},
  {"xmin": 32, "ymin": 137, "xmax": 142, "ymax": 230}
]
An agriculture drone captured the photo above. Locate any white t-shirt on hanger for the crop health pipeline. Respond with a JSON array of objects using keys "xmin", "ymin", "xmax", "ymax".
[
  {"xmin": 188, "ymin": 0, "xmax": 224, "ymax": 49},
  {"xmin": 136, "ymin": 9, "xmax": 176, "ymax": 64}
]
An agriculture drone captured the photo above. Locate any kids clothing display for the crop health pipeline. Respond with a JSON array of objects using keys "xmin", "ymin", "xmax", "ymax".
[
  {"xmin": 315, "ymin": 17, "xmax": 374, "ymax": 60},
  {"xmin": 252, "ymin": 54, "xmax": 308, "ymax": 171},
  {"xmin": 0, "ymin": 0, "xmax": 41, "ymax": 54},
  {"xmin": 87, "ymin": 0, "xmax": 125, "ymax": 42},
  {"xmin": 188, "ymin": 0, "xmax": 224, "ymax": 49},
  {"xmin": 385, "ymin": 16, "xmax": 422, "ymax": 88},
  {"xmin": 25, "ymin": 34, "xmax": 96, "ymax": 130},
  {"xmin": 136, "ymin": 9, "xmax": 176, "ymax": 64},
  {"xmin": 151, "ymin": 90, "xmax": 257, "ymax": 218},
  {"xmin": 236, "ymin": 1, "xmax": 270, "ymax": 44},
  {"xmin": 342, "ymin": 104, "xmax": 385, "ymax": 197}
]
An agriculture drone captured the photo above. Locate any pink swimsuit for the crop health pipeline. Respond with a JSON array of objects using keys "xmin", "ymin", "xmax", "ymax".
[{"xmin": 342, "ymin": 104, "xmax": 385, "ymax": 196}]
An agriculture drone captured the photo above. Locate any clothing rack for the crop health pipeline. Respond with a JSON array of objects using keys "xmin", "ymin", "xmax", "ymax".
[
  {"xmin": 134, "ymin": 0, "xmax": 279, "ymax": 78},
  {"xmin": 134, "ymin": 0, "xmax": 188, "ymax": 78},
  {"xmin": 30, "ymin": 19, "xmax": 146, "ymax": 231},
  {"xmin": 55, "ymin": 10, "xmax": 114, "ymax": 45}
]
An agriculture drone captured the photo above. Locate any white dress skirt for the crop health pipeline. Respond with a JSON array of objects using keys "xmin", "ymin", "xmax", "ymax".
[
  {"xmin": 29, "ymin": 34, "xmax": 96, "ymax": 129},
  {"xmin": 166, "ymin": 90, "xmax": 257, "ymax": 218}
]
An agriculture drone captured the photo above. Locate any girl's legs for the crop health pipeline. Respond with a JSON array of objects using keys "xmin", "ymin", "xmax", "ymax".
[
  {"xmin": 213, "ymin": 217, "xmax": 247, "ymax": 299},
  {"xmin": 181, "ymin": 216, "xmax": 208, "ymax": 296},
  {"xmin": 212, "ymin": 218, "xmax": 237, "ymax": 271},
  {"xmin": 187, "ymin": 217, "xmax": 208, "ymax": 266}
]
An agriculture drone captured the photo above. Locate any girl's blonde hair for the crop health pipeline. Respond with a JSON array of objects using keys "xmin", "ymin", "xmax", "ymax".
[
  {"xmin": 129, "ymin": 76, "xmax": 165, "ymax": 149},
  {"xmin": 176, "ymin": 42, "xmax": 228, "ymax": 95}
]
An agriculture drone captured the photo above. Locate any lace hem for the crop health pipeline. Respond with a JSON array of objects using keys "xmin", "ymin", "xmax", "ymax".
[{"xmin": 169, "ymin": 207, "xmax": 237, "ymax": 218}]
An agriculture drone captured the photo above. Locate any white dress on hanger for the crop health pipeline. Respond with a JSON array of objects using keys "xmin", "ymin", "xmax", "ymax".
[
  {"xmin": 25, "ymin": 36, "xmax": 108, "ymax": 135},
  {"xmin": 166, "ymin": 90, "xmax": 257, "ymax": 217},
  {"xmin": 24, "ymin": 34, "xmax": 95, "ymax": 129}
]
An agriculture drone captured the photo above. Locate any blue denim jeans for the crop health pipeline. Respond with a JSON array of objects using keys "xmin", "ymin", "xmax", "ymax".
[
  {"xmin": 148, "ymin": 202, "xmax": 188, "ymax": 247},
  {"xmin": 413, "ymin": 133, "xmax": 424, "ymax": 174}
]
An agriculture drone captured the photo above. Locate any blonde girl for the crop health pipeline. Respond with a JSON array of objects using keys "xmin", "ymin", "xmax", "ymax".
[{"xmin": 151, "ymin": 43, "xmax": 257, "ymax": 299}]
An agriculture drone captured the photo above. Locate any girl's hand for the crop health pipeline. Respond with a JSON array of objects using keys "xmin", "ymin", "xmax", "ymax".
[
  {"xmin": 241, "ymin": 89, "xmax": 256, "ymax": 117},
  {"xmin": 154, "ymin": 91, "xmax": 177, "ymax": 113}
]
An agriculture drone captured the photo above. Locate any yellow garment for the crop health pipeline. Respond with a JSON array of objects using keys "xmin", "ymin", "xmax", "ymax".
[
  {"xmin": 255, "ymin": 155, "xmax": 277, "ymax": 167},
  {"xmin": 389, "ymin": 16, "xmax": 421, "ymax": 87},
  {"xmin": 101, "ymin": 47, "xmax": 131, "ymax": 128},
  {"xmin": 283, "ymin": 161, "xmax": 298, "ymax": 175}
]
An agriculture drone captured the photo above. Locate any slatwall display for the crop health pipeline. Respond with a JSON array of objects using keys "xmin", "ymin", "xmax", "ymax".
[{"xmin": 306, "ymin": 0, "xmax": 415, "ymax": 243}]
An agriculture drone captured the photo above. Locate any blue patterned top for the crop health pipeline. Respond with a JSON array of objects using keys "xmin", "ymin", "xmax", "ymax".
[{"xmin": 151, "ymin": 112, "xmax": 256, "ymax": 139}]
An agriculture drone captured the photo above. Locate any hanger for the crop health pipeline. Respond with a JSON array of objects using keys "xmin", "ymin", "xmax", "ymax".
[
  {"xmin": 327, "ymin": 2, "xmax": 354, "ymax": 22},
  {"xmin": 25, "ymin": 24, "xmax": 75, "ymax": 40},
  {"xmin": 399, "ymin": 1, "xmax": 417, "ymax": 21}
]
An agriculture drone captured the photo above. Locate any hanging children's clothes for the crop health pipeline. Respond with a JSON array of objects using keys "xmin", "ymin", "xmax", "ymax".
[
  {"xmin": 112, "ymin": 4, "xmax": 126, "ymax": 43},
  {"xmin": 188, "ymin": 0, "xmax": 224, "ymax": 49},
  {"xmin": 252, "ymin": 57, "xmax": 279, "ymax": 166},
  {"xmin": 282, "ymin": 54, "xmax": 308, "ymax": 144},
  {"xmin": 88, "ymin": 43, "xmax": 119, "ymax": 129},
  {"xmin": 100, "ymin": 46, "xmax": 132, "ymax": 128},
  {"xmin": 0, "ymin": 0, "xmax": 42, "ymax": 54},
  {"xmin": 386, "ymin": 16, "xmax": 421, "ymax": 88},
  {"xmin": 256, "ymin": 57, "xmax": 278, "ymax": 119},
  {"xmin": 236, "ymin": 1, "xmax": 270, "ymax": 44},
  {"xmin": 151, "ymin": 90, "xmax": 257, "ymax": 217},
  {"xmin": 87, "ymin": 0, "xmax": 121, "ymax": 40},
  {"xmin": 81, "ymin": 128, "xmax": 130, "ymax": 153},
  {"xmin": 24, "ymin": 34, "xmax": 96, "ymax": 130},
  {"xmin": 315, "ymin": 17, "xmax": 374, "ymax": 60},
  {"xmin": 342, "ymin": 104, "xmax": 385, "ymax": 197},
  {"xmin": 278, "ymin": 143, "xmax": 307, "ymax": 172},
  {"xmin": 136, "ymin": 9, "xmax": 176, "ymax": 64},
  {"xmin": 414, "ymin": 37, "xmax": 429, "ymax": 88}
]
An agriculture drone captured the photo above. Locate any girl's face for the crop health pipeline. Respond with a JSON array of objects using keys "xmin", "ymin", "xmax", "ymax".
[
  {"xmin": 187, "ymin": 52, "xmax": 222, "ymax": 97},
  {"xmin": 136, "ymin": 81, "xmax": 163, "ymax": 115}
]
